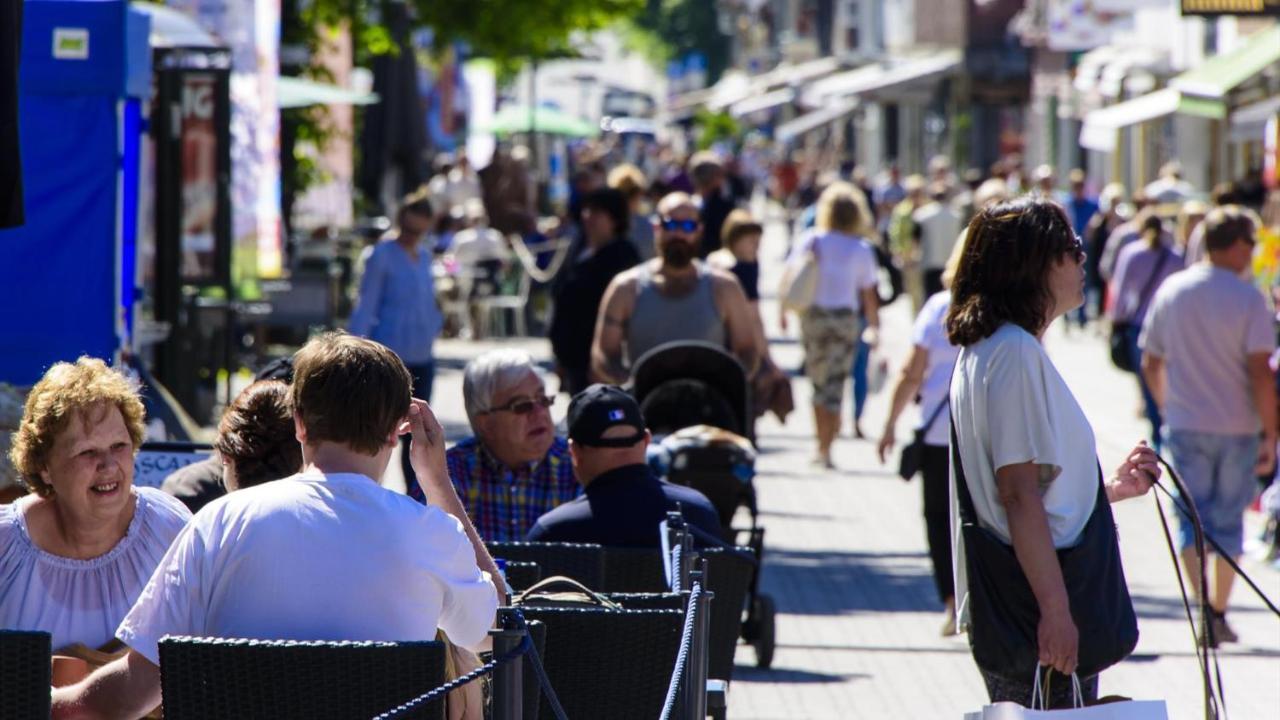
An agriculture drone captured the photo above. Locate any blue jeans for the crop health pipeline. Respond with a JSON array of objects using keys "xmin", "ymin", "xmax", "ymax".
[
  {"xmin": 850, "ymin": 338, "xmax": 870, "ymax": 423},
  {"xmin": 1125, "ymin": 325, "xmax": 1162, "ymax": 453},
  {"xmin": 1164, "ymin": 429, "xmax": 1261, "ymax": 557}
]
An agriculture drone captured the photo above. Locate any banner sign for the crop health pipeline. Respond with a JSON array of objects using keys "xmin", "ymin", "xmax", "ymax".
[{"xmin": 1182, "ymin": 0, "xmax": 1280, "ymax": 15}]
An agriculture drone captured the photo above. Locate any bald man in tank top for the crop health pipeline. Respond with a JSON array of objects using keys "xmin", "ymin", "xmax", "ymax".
[{"xmin": 590, "ymin": 192, "xmax": 760, "ymax": 384}]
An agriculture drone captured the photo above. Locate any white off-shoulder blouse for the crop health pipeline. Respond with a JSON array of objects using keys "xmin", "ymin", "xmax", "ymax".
[{"xmin": 0, "ymin": 486, "xmax": 190, "ymax": 650}]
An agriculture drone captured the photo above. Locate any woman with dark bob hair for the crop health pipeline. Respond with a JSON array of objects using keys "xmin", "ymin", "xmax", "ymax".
[{"xmin": 947, "ymin": 197, "xmax": 1161, "ymax": 706}]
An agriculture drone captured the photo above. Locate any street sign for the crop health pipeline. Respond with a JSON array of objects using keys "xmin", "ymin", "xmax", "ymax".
[{"xmin": 1181, "ymin": 0, "xmax": 1280, "ymax": 15}]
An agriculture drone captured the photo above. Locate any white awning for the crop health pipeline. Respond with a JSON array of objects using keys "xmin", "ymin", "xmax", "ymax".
[
  {"xmin": 1079, "ymin": 88, "xmax": 1180, "ymax": 153},
  {"xmin": 753, "ymin": 57, "xmax": 842, "ymax": 90},
  {"xmin": 802, "ymin": 51, "xmax": 961, "ymax": 106},
  {"xmin": 730, "ymin": 87, "xmax": 795, "ymax": 118},
  {"xmin": 776, "ymin": 100, "xmax": 858, "ymax": 144},
  {"xmin": 1230, "ymin": 95, "xmax": 1280, "ymax": 143}
]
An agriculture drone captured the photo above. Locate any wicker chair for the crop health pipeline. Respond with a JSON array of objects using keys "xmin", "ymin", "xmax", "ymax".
[
  {"xmin": 600, "ymin": 545, "xmax": 756, "ymax": 682},
  {"xmin": 158, "ymin": 636, "xmax": 447, "ymax": 719},
  {"xmin": 516, "ymin": 606, "xmax": 684, "ymax": 720},
  {"xmin": 601, "ymin": 546, "xmax": 669, "ymax": 592},
  {"xmin": 502, "ymin": 560, "xmax": 542, "ymax": 592},
  {"xmin": 487, "ymin": 541, "xmax": 605, "ymax": 588},
  {"xmin": 0, "ymin": 630, "xmax": 50, "ymax": 720}
]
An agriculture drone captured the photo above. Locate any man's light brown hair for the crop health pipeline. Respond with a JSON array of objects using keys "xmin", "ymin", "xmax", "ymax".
[
  {"xmin": 1203, "ymin": 205, "xmax": 1257, "ymax": 253},
  {"xmin": 291, "ymin": 332, "xmax": 411, "ymax": 455},
  {"xmin": 9, "ymin": 357, "xmax": 147, "ymax": 497}
]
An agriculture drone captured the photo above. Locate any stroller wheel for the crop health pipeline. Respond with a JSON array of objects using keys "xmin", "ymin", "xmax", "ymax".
[{"xmin": 751, "ymin": 594, "xmax": 777, "ymax": 669}]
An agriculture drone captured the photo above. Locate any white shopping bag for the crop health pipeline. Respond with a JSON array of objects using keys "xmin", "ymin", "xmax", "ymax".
[
  {"xmin": 964, "ymin": 671, "xmax": 1167, "ymax": 720},
  {"xmin": 973, "ymin": 700, "xmax": 1168, "ymax": 719}
]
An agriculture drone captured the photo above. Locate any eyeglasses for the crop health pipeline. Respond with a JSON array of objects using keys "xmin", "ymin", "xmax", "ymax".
[
  {"xmin": 660, "ymin": 217, "xmax": 699, "ymax": 234},
  {"xmin": 1065, "ymin": 235, "xmax": 1086, "ymax": 263},
  {"xmin": 483, "ymin": 394, "xmax": 554, "ymax": 416}
]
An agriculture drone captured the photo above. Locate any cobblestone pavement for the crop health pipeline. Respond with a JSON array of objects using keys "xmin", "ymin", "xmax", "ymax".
[{"xmin": 420, "ymin": 205, "xmax": 1279, "ymax": 719}]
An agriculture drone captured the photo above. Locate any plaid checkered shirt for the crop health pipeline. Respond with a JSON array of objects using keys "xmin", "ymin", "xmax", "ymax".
[{"xmin": 408, "ymin": 436, "xmax": 580, "ymax": 542}]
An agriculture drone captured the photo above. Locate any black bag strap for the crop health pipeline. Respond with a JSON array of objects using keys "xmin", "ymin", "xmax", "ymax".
[
  {"xmin": 949, "ymin": 412, "xmax": 979, "ymax": 524},
  {"xmin": 920, "ymin": 397, "xmax": 949, "ymax": 436},
  {"xmin": 1133, "ymin": 247, "xmax": 1172, "ymax": 318}
]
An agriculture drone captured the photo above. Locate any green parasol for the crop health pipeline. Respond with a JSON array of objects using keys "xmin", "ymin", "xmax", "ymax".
[{"xmin": 474, "ymin": 104, "xmax": 598, "ymax": 138}]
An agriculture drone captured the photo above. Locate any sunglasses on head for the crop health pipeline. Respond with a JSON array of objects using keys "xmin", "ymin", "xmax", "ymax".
[
  {"xmin": 660, "ymin": 217, "xmax": 699, "ymax": 233},
  {"xmin": 483, "ymin": 394, "xmax": 554, "ymax": 416}
]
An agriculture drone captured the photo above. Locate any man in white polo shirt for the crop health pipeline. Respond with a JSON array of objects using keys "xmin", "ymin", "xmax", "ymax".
[
  {"xmin": 1141, "ymin": 206, "xmax": 1277, "ymax": 648},
  {"xmin": 53, "ymin": 333, "xmax": 501, "ymax": 719}
]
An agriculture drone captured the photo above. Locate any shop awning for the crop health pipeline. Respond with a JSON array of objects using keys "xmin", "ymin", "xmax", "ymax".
[
  {"xmin": 1171, "ymin": 26, "xmax": 1280, "ymax": 118},
  {"xmin": 776, "ymin": 100, "xmax": 858, "ymax": 144},
  {"xmin": 1230, "ymin": 95, "xmax": 1280, "ymax": 143},
  {"xmin": 277, "ymin": 76, "xmax": 378, "ymax": 109},
  {"xmin": 1079, "ymin": 88, "xmax": 1180, "ymax": 152},
  {"xmin": 801, "ymin": 51, "xmax": 961, "ymax": 106},
  {"xmin": 729, "ymin": 87, "xmax": 795, "ymax": 118}
]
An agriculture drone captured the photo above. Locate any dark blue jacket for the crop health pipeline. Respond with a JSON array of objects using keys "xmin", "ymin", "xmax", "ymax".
[{"xmin": 525, "ymin": 464, "xmax": 721, "ymax": 548}]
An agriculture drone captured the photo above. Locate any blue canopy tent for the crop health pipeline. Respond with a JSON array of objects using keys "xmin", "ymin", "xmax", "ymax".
[{"xmin": 0, "ymin": 0, "xmax": 150, "ymax": 385}]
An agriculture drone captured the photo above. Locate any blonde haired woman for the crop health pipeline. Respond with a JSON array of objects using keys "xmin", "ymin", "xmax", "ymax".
[{"xmin": 783, "ymin": 182, "xmax": 881, "ymax": 468}]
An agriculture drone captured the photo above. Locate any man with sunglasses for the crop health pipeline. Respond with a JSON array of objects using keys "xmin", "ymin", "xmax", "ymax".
[
  {"xmin": 407, "ymin": 349, "xmax": 579, "ymax": 542},
  {"xmin": 1140, "ymin": 206, "xmax": 1277, "ymax": 648},
  {"xmin": 590, "ymin": 192, "xmax": 760, "ymax": 385}
]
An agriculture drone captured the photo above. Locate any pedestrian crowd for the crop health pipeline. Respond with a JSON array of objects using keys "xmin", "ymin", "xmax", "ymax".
[{"xmin": 3, "ymin": 137, "xmax": 1280, "ymax": 716}]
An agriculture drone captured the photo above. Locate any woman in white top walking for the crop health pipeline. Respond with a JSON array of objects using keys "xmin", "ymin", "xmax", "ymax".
[
  {"xmin": 782, "ymin": 182, "xmax": 881, "ymax": 468},
  {"xmin": 947, "ymin": 197, "xmax": 1160, "ymax": 707}
]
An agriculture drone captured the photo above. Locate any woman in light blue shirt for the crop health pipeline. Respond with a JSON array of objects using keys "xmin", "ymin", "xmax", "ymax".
[{"xmin": 348, "ymin": 190, "xmax": 443, "ymax": 484}]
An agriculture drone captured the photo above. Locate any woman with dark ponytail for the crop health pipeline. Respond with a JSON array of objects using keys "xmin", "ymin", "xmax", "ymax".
[
  {"xmin": 1107, "ymin": 211, "xmax": 1183, "ymax": 450},
  {"xmin": 947, "ymin": 196, "xmax": 1161, "ymax": 707}
]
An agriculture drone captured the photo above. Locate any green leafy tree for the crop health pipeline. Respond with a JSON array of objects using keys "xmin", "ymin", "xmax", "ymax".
[{"xmin": 628, "ymin": 0, "xmax": 731, "ymax": 85}]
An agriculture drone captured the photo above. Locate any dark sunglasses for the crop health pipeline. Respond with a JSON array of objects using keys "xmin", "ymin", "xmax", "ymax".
[
  {"xmin": 483, "ymin": 394, "xmax": 554, "ymax": 416},
  {"xmin": 660, "ymin": 217, "xmax": 699, "ymax": 233},
  {"xmin": 1065, "ymin": 235, "xmax": 1086, "ymax": 263}
]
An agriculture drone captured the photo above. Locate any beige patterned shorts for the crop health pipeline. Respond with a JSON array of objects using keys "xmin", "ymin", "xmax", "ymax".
[{"xmin": 800, "ymin": 307, "xmax": 861, "ymax": 412}]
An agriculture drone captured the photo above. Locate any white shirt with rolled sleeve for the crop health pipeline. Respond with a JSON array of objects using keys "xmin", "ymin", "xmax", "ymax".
[{"xmin": 116, "ymin": 472, "xmax": 497, "ymax": 665}]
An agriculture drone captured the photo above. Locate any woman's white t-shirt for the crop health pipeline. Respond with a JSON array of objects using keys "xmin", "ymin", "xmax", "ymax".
[
  {"xmin": 949, "ymin": 324, "xmax": 1099, "ymax": 625},
  {"xmin": 949, "ymin": 323, "xmax": 1099, "ymax": 547},
  {"xmin": 787, "ymin": 230, "xmax": 879, "ymax": 311}
]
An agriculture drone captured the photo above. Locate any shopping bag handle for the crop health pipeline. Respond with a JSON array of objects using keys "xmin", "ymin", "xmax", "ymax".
[{"xmin": 1030, "ymin": 664, "xmax": 1084, "ymax": 710}]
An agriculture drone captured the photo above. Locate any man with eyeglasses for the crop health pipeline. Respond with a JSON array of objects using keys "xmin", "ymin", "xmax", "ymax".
[
  {"xmin": 589, "ymin": 192, "xmax": 760, "ymax": 385},
  {"xmin": 1140, "ymin": 206, "xmax": 1277, "ymax": 648},
  {"xmin": 407, "ymin": 349, "xmax": 579, "ymax": 542}
]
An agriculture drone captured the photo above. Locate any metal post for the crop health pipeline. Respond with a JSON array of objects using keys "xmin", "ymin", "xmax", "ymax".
[
  {"xmin": 490, "ymin": 608, "xmax": 525, "ymax": 720},
  {"xmin": 665, "ymin": 511, "xmax": 690, "ymax": 592},
  {"xmin": 682, "ymin": 558, "xmax": 713, "ymax": 720}
]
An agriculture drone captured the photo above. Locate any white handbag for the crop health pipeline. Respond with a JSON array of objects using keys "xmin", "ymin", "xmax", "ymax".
[{"xmin": 779, "ymin": 243, "xmax": 819, "ymax": 313}]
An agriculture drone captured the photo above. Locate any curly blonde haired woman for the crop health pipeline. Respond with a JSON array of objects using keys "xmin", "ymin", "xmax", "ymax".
[{"xmin": 1, "ymin": 357, "xmax": 189, "ymax": 655}]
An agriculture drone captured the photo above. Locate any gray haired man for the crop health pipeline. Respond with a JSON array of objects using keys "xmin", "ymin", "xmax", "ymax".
[{"xmin": 407, "ymin": 349, "xmax": 579, "ymax": 541}]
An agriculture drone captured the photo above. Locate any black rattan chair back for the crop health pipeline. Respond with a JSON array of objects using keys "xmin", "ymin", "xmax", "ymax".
[
  {"xmin": 702, "ymin": 547, "xmax": 756, "ymax": 681},
  {"xmin": 159, "ymin": 636, "xmax": 447, "ymax": 719},
  {"xmin": 488, "ymin": 541, "xmax": 605, "ymax": 588},
  {"xmin": 601, "ymin": 546, "xmax": 669, "ymax": 592},
  {"xmin": 502, "ymin": 560, "xmax": 542, "ymax": 592},
  {"xmin": 0, "ymin": 630, "xmax": 50, "ymax": 720},
  {"xmin": 517, "ymin": 606, "xmax": 683, "ymax": 720}
]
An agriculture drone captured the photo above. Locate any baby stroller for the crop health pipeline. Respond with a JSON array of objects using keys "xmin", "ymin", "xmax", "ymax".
[{"xmin": 631, "ymin": 341, "xmax": 778, "ymax": 667}]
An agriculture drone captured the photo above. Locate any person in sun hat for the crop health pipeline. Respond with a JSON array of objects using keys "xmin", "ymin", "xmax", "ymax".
[{"xmin": 525, "ymin": 384, "xmax": 720, "ymax": 547}]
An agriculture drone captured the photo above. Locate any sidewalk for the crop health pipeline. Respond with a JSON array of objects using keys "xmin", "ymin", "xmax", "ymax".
[{"xmin": 419, "ymin": 206, "xmax": 1279, "ymax": 718}]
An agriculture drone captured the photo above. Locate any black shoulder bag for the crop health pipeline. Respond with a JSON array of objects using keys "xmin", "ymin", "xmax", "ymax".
[
  {"xmin": 897, "ymin": 399, "xmax": 948, "ymax": 480},
  {"xmin": 1108, "ymin": 248, "xmax": 1171, "ymax": 373},
  {"xmin": 950, "ymin": 420, "xmax": 1139, "ymax": 682}
]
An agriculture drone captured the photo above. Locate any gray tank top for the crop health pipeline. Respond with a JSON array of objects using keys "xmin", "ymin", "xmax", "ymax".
[{"xmin": 627, "ymin": 263, "xmax": 727, "ymax": 364}]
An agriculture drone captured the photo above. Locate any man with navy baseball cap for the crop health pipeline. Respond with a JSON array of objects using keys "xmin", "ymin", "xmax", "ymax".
[{"xmin": 525, "ymin": 384, "xmax": 721, "ymax": 547}]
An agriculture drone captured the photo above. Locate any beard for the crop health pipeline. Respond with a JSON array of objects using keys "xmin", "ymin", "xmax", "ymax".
[{"xmin": 661, "ymin": 241, "xmax": 695, "ymax": 268}]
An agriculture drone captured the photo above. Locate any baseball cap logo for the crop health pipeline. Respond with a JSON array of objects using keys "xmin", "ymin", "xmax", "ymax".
[{"xmin": 608, "ymin": 409, "xmax": 625, "ymax": 421}]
